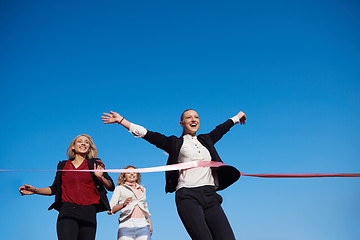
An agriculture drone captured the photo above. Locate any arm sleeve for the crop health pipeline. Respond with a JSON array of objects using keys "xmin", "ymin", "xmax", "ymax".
[
  {"xmin": 230, "ymin": 115, "xmax": 240, "ymax": 124},
  {"xmin": 108, "ymin": 186, "xmax": 122, "ymax": 215},
  {"xmin": 49, "ymin": 162, "xmax": 63, "ymax": 196},
  {"xmin": 207, "ymin": 119, "xmax": 235, "ymax": 144},
  {"xmin": 129, "ymin": 123, "xmax": 148, "ymax": 138}
]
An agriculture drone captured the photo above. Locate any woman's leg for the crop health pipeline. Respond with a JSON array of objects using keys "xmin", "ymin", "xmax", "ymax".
[
  {"xmin": 118, "ymin": 219, "xmax": 136, "ymax": 240},
  {"xmin": 203, "ymin": 201, "xmax": 236, "ymax": 240},
  {"xmin": 78, "ymin": 204, "xmax": 97, "ymax": 240},
  {"xmin": 57, "ymin": 203, "xmax": 80, "ymax": 240},
  {"xmin": 78, "ymin": 220, "xmax": 97, "ymax": 240},
  {"xmin": 57, "ymin": 216, "xmax": 79, "ymax": 240},
  {"xmin": 176, "ymin": 187, "xmax": 213, "ymax": 240},
  {"xmin": 134, "ymin": 218, "xmax": 151, "ymax": 240},
  {"xmin": 176, "ymin": 186, "xmax": 236, "ymax": 240}
]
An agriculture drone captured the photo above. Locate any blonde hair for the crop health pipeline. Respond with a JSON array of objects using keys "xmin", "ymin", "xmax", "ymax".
[
  {"xmin": 117, "ymin": 165, "xmax": 141, "ymax": 185},
  {"xmin": 66, "ymin": 134, "xmax": 98, "ymax": 160}
]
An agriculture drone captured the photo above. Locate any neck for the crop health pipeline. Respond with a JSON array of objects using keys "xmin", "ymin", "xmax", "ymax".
[{"xmin": 73, "ymin": 154, "xmax": 86, "ymax": 164}]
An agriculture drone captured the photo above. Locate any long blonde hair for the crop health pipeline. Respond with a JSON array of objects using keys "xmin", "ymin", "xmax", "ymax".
[
  {"xmin": 66, "ymin": 134, "xmax": 98, "ymax": 160},
  {"xmin": 117, "ymin": 165, "xmax": 141, "ymax": 185}
]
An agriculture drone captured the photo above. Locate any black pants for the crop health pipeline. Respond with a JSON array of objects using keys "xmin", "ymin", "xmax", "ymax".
[
  {"xmin": 57, "ymin": 202, "xmax": 97, "ymax": 240},
  {"xmin": 175, "ymin": 186, "xmax": 236, "ymax": 240}
]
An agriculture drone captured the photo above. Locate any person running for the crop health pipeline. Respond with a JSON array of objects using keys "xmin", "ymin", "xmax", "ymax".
[
  {"xmin": 19, "ymin": 134, "xmax": 115, "ymax": 240},
  {"xmin": 109, "ymin": 165, "xmax": 152, "ymax": 240},
  {"xmin": 102, "ymin": 109, "xmax": 246, "ymax": 240}
]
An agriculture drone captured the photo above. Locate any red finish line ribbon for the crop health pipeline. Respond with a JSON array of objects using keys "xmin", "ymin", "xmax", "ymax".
[
  {"xmin": 240, "ymin": 173, "xmax": 360, "ymax": 178},
  {"xmin": 1, "ymin": 161, "xmax": 360, "ymax": 177}
]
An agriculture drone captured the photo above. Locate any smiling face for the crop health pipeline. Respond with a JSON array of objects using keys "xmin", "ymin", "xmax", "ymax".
[
  {"xmin": 124, "ymin": 167, "xmax": 138, "ymax": 184},
  {"xmin": 117, "ymin": 165, "xmax": 141, "ymax": 185},
  {"xmin": 67, "ymin": 134, "xmax": 98, "ymax": 160},
  {"xmin": 72, "ymin": 135, "xmax": 90, "ymax": 156},
  {"xmin": 180, "ymin": 109, "xmax": 200, "ymax": 136}
]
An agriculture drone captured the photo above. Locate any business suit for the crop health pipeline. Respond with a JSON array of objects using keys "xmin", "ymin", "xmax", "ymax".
[{"xmin": 143, "ymin": 118, "xmax": 239, "ymax": 240}]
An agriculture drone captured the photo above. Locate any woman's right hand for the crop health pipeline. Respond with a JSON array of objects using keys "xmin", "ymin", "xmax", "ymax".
[
  {"xmin": 101, "ymin": 111, "xmax": 123, "ymax": 124},
  {"xmin": 123, "ymin": 197, "xmax": 132, "ymax": 207},
  {"xmin": 19, "ymin": 184, "xmax": 37, "ymax": 196}
]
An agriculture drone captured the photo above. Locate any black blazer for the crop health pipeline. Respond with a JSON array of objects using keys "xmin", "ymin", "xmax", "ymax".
[
  {"xmin": 143, "ymin": 119, "xmax": 241, "ymax": 193},
  {"xmin": 48, "ymin": 158, "xmax": 115, "ymax": 212}
]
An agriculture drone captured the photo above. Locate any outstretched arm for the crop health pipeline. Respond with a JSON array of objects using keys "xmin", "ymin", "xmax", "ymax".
[
  {"xmin": 101, "ymin": 111, "xmax": 131, "ymax": 130},
  {"xmin": 102, "ymin": 111, "xmax": 148, "ymax": 138}
]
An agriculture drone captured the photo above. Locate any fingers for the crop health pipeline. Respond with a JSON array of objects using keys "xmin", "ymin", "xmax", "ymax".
[
  {"xmin": 101, "ymin": 116, "xmax": 111, "ymax": 122},
  {"xmin": 94, "ymin": 163, "xmax": 104, "ymax": 171},
  {"xmin": 96, "ymin": 159, "xmax": 105, "ymax": 168},
  {"xmin": 239, "ymin": 112, "xmax": 246, "ymax": 125},
  {"xmin": 102, "ymin": 113, "xmax": 113, "ymax": 117},
  {"xmin": 124, "ymin": 197, "xmax": 132, "ymax": 206},
  {"xmin": 101, "ymin": 115, "xmax": 114, "ymax": 124},
  {"xmin": 19, "ymin": 184, "xmax": 33, "ymax": 195}
]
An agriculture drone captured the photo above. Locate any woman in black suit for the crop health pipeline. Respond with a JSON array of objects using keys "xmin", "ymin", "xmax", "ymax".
[{"xmin": 102, "ymin": 109, "xmax": 246, "ymax": 240}]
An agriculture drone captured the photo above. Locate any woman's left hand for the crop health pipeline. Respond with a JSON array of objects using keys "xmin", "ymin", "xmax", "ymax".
[
  {"xmin": 94, "ymin": 159, "xmax": 105, "ymax": 179},
  {"xmin": 236, "ymin": 111, "xmax": 246, "ymax": 125}
]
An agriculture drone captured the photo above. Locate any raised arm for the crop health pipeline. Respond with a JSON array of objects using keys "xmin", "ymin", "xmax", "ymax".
[{"xmin": 102, "ymin": 111, "xmax": 148, "ymax": 139}]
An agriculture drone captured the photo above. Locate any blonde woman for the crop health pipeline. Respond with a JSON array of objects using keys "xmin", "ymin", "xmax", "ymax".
[
  {"xmin": 19, "ymin": 134, "xmax": 115, "ymax": 240},
  {"xmin": 109, "ymin": 165, "xmax": 152, "ymax": 240}
]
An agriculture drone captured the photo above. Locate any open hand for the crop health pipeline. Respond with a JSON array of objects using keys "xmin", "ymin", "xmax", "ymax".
[{"xmin": 101, "ymin": 111, "xmax": 123, "ymax": 124}]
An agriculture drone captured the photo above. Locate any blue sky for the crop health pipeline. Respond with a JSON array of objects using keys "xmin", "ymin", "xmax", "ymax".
[{"xmin": 1, "ymin": 0, "xmax": 359, "ymax": 239}]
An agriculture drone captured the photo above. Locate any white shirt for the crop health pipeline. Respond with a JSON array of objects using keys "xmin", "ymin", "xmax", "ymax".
[
  {"xmin": 176, "ymin": 134, "xmax": 215, "ymax": 190},
  {"xmin": 108, "ymin": 184, "xmax": 151, "ymax": 223}
]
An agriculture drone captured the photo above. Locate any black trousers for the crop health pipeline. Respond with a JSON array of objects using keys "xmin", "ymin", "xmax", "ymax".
[
  {"xmin": 56, "ymin": 202, "xmax": 97, "ymax": 240},
  {"xmin": 175, "ymin": 186, "xmax": 236, "ymax": 240}
]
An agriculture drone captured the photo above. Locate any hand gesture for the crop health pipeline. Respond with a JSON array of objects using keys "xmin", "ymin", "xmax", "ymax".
[
  {"xmin": 94, "ymin": 159, "xmax": 105, "ymax": 179},
  {"xmin": 123, "ymin": 197, "xmax": 132, "ymax": 207},
  {"xmin": 236, "ymin": 111, "xmax": 246, "ymax": 125},
  {"xmin": 101, "ymin": 111, "xmax": 123, "ymax": 124},
  {"xmin": 19, "ymin": 184, "xmax": 37, "ymax": 196}
]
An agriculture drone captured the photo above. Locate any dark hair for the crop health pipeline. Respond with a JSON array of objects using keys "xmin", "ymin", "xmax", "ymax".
[{"xmin": 180, "ymin": 109, "xmax": 195, "ymax": 121}]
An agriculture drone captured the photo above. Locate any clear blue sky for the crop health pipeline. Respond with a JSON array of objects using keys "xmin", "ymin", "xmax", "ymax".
[{"xmin": 1, "ymin": 1, "xmax": 359, "ymax": 239}]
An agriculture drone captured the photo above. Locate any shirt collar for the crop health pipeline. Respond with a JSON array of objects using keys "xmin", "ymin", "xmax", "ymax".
[
  {"xmin": 183, "ymin": 134, "xmax": 197, "ymax": 140},
  {"xmin": 125, "ymin": 182, "xmax": 141, "ymax": 190}
]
